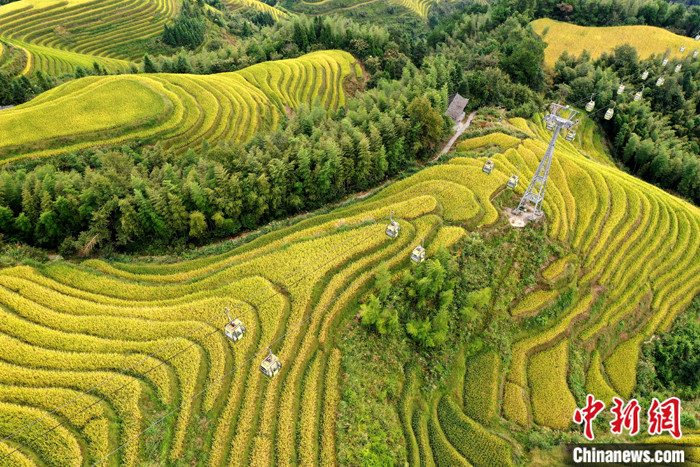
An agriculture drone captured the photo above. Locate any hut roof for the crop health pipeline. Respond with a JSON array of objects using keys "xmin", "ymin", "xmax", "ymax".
[{"xmin": 445, "ymin": 93, "xmax": 468, "ymax": 121}]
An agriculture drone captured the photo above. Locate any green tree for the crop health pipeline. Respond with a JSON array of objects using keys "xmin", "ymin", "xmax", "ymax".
[
  {"xmin": 406, "ymin": 96, "xmax": 445, "ymax": 160},
  {"xmin": 189, "ymin": 210, "xmax": 207, "ymax": 238}
]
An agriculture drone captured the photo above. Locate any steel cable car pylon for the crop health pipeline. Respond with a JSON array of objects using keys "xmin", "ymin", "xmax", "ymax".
[{"xmin": 515, "ymin": 103, "xmax": 579, "ymax": 220}]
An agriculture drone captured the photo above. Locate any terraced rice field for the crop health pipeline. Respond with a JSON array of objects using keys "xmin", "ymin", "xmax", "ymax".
[
  {"xmin": 401, "ymin": 118, "xmax": 700, "ymax": 464},
  {"xmin": 0, "ymin": 50, "xmax": 359, "ymax": 164},
  {"xmin": 222, "ymin": 0, "xmax": 286, "ymax": 19},
  {"xmin": 532, "ymin": 18, "xmax": 700, "ymax": 67},
  {"xmin": 0, "ymin": 145, "xmax": 505, "ymax": 465},
  {"xmin": 294, "ymin": 0, "xmax": 448, "ymax": 18},
  {"xmin": 0, "ymin": 38, "xmax": 134, "ymax": 77},
  {"xmin": 0, "ymin": 111, "xmax": 698, "ymax": 465},
  {"xmin": 0, "ymin": 0, "xmax": 286, "ymax": 77}
]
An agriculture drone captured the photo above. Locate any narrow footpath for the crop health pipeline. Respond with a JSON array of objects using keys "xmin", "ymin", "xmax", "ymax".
[{"xmin": 431, "ymin": 110, "xmax": 477, "ymax": 162}]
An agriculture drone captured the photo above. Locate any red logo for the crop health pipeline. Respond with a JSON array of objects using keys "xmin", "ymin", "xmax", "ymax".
[
  {"xmin": 648, "ymin": 397, "xmax": 682, "ymax": 439},
  {"xmin": 573, "ymin": 394, "xmax": 606, "ymax": 440},
  {"xmin": 610, "ymin": 397, "xmax": 641, "ymax": 436}
]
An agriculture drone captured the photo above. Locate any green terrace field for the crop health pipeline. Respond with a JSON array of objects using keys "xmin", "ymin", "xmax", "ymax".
[
  {"xmin": 402, "ymin": 116, "xmax": 700, "ymax": 465},
  {"xmin": 287, "ymin": 0, "xmax": 450, "ymax": 18},
  {"xmin": 532, "ymin": 18, "xmax": 700, "ymax": 67},
  {"xmin": 0, "ymin": 0, "xmax": 294, "ymax": 77},
  {"xmin": 0, "ymin": 50, "xmax": 360, "ymax": 164},
  {"xmin": 0, "ymin": 110, "xmax": 698, "ymax": 464},
  {"xmin": 0, "ymin": 38, "xmax": 134, "ymax": 77},
  {"xmin": 222, "ymin": 0, "xmax": 286, "ymax": 19},
  {"xmin": 0, "ymin": 0, "xmax": 178, "ymax": 73}
]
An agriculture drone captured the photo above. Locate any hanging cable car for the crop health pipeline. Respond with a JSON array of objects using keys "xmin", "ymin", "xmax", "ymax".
[
  {"xmin": 507, "ymin": 166, "xmax": 520, "ymax": 189},
  {"xmin": 482, "ymin": 157, "xmax": 494, "ymax": 174},
  {"xmin": 604, "ymin": 104, "xmax": 615, "ymax": 121},
  {"xmin": 545, "ymin": 116, "xmax": 555, "ymax": 130},
  {"xmin": 634, "ymin": 87, "xmax": 644, "ymax": 101},
  {"xmin": 641, "ymin": 68, "xmax": 649, "ymax": 80},
  {"xmin": 224, "ymin": 308, "xmax": 246, "ymax": 342},
  {"xmin": 695, "ymin": 34, "xmax": 700, "ymax": 41},
  {"xmin": 260, "ymin": 348, "xmax": 282, "ymax": 378},
  {"xmin": 617, "ymin": 82, "xmax": 625, "ymax": 94},
  {"xmin": 681, "ymin": 45, "xmax": 686, "ymax": 53},
  {"xmin": 585, "ymin": 94, "xmax": 595, "ymax": 112},
  {"xmin": 662, "ymin": 56, "xmax": 669, "ymax": 66},
  {"xmin": 656, "ymin": 74, "xmax": 666, "ymax": 86},
  {"xmin": 675, "ymin": 63, "xmax": 682, "ymax": 73},
  {"xmin": 410, "ymin": 238, "xmax": 426, "ymax": 264},
  {"xmin": 694, "ymin": 49, "xmax": 699, "ymax": 58},
  {"xmin": 565, "ymin": 129, "xmax": 576, "ymax": 141},
  {"xmin": 385, "ymin": 211, "xmax": 400, "ymax": 238}
]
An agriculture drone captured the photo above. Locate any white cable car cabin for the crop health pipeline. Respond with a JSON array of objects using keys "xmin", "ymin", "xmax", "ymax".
[
  {"xmin": 410, "ymin": 238, "xmax": 426, "ymax": 264},
  {"xmin": 617, "ymin": 83, "xmax": 625, "ymax": 94},
  {"xmin": 260, "ymin": 348, "xmax": 282, "ymax": 378},
  {"xmin": 385, "ymin": 211, "xmax": 400, "ymax": 238},
  {"xmin": 634, "ymin": 90, "xmax": 643, "ymax": 101},
  {"xmin": 545, "ymin": 119, "xmax": 555, "ymax": 131},
  {"xmin": 662, "ymin": 57, "xmax": 669, "ymax": 66},
  {"xmin": 656, "ymin": 75, "xmax": 666, "ymax": 86},
  {"xmin": 507, "ymin": 167, "xmax": 520, "ymax": 188},
  {"xmin": 565, "ymin": 129, "xmax": 576, "ymax": 141},
  {"xmin": 675, "ymin": 64, "xmax": 682, "ymax": 73},
  {"xmin": 585, "ymin": 94, "xmax": 595, "ymax": 112},
  {"xmin": 604, "ymin": 106, "xmax": 615, "ymax": 121},
  {"xmin": 694, "ymin": 50, "xmax": 699, "ymax": 58},
  {"xmin": 681, "ymin": 46, "xmax": 686, "ymax": 53},
  {"xmin": 482, "ymin": 157, "xmax": 494, "ymax": 174},
  {"xmin": 696, "ymin": 34, "xmax": 700, "ymax": 41},
  {"xmin": 641, "ymin": 69, "xmax": 649, "ymax": 80},
  {"xmin": 224, "ymin": 308, "xmax": 246, "ymax": 342}
]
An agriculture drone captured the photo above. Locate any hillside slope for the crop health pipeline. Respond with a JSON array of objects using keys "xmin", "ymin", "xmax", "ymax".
[
  {"xmin": 0, "ymin": 0, "xmax": 288, "ymax": 77},
  {"xmin": 532, "ymin": 18, "xmax": 699, "ymax": 67},
  {"xmin": 0, "ymin": 113, "xmax": 698, "ymax": 465},
  {"xmin": 404, "ymin": 117, "xmax": 700, "ymax": 465},
  {"xmin": 0, "ymin": 50, "xmax": 360, "ymax": 164}
]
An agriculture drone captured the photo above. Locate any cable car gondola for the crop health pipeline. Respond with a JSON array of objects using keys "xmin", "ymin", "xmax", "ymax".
[
  {"xmin": 260, "ymin": 348, "xmax": 282, "ymax": 378},
  {"xmin": 604, "ymin": 103, "xmax": 616, "ymax": 121},
  {"xmin": 224, "ymin": 308, "xmax": 246, "ymax": 342},
  {"xmin": 662, "ymin": 56, "xmax": 669, "ymax": 66},
  {"xmin": 641, "ymin": 68, "xmax": 649, "ymax": 80},
  {"xmin": 695, "ymin": 34, "xmax": 700, "ymax": 41},
  {"xmin": 585, "ymin": 95, "xmax": 595, "ymax": 112},
  {"xmin": 385, "ymin": 211, "xmax": 400, "ymax": 238},
  {"xmin": 482, "ymin": 157, "xmax": 494, "ymax": 174},
  {"xmin": 617, "ymin": 82, "xmax": 625, "ymax": 94},
  {"xmin": 410, "ymin": 238, "xmax": 426, "ymax": 264},
  {"xmin": 681, "ymin": 45, "xmax": 686, "ymax": 53},
  {"xmin": 565, "ymin": 129, "xmax": 576, "ymax": 141},
  {"xmin": 675, "ymin": 63, "xmax": 682, "ymax": 73},
  {"xmin": 507, "ymin": 166, "xmax": 520, "ymax": 189},
  {"xmin": 694, "ymin": 50, "xmax": 699, "ymax": 58},
  {"xmin": 656, "ymin": 74, "xmax": 666, "ymax": 86},
  {"xmin": 634, "ymin": 87, "xmax": 644, "ymax": 101}
]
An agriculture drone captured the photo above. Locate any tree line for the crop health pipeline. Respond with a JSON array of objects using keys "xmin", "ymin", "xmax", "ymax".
[
  {"xmin": 0, "ymin": 65, "xmax": 449, "ymax": 253},
  {"xmin": 550, "ymin": 45, "xmax": 700, "ymax": 204},
  {"xmin": 494, "ymin": 0, "xmax": 700, "ymax": 33}
]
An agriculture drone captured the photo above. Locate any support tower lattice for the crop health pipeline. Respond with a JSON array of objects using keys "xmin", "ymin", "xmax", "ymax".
[{"xmin": 515, "ymin": 103, "xmax": 579, "ymax": 220}]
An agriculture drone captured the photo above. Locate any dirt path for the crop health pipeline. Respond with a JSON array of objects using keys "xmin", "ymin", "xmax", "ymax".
[{"xmin": 431, "ymin": 111, "xmax": 477, "ymax": 162}]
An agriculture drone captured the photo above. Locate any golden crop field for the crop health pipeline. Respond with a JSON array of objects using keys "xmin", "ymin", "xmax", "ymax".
[
  {"xmin": 293, "ymin": 0, "xmax": 454, "ymax": 18},
  {"xmin": 531, "ymin": 18, "xmax": 700, "ymax": 67},
  {"xmin": 0, "ymin": 50, "xmax": 359, "ymax": 164},
  {"xmin": 0, "ymin": 110, "xmax": 698, "ymax": 465},
  {"xmin": 0, "ymin": 0, "xmax": 286, "ymax": 76}
]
